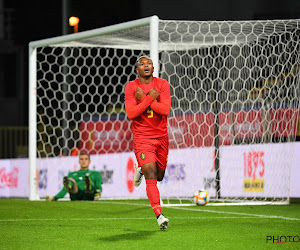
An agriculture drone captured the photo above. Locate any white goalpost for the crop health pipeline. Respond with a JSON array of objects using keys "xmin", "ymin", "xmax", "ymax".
[{"xmin": 29, "ymin": 16, "xmax": 300, "ymax": 205}]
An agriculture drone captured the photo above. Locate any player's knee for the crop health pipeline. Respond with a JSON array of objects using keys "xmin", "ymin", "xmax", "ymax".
[
  {"xmin": 157, "ymin": 169, "xmax": 165, "ymax": 182},
  {"xmin": 145, "ymin": 172, "xmax": 157, "ymax": 180},
  {"xmin": 142, "ymin": 163, "xmax": 157, "ymax": 179},
  {"xmin": 157, "ymin": 176, "xmax": 163, "ymax": 182},
  {"xmin": 157, "ymin": 173, "xmax": 165, "ymax": 181}
]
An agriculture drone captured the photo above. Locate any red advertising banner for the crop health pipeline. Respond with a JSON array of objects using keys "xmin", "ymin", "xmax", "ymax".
[
  {"xmin": 80, "ymin": 120, "xmax": 133, "ymax": 154},
  {"xmin": 80, "ymin": 107, "xmax": 298, "ymax": 154},
  {"xmin": 269, "ymin": 108, "xmax": 298, "ymax": 137},
  {"xmin": 168, "ymin": 113, "xmax": 214, "ymax": 148}
]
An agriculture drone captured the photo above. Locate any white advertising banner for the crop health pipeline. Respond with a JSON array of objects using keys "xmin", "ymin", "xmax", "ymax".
[
  {"xmin": 159, "ymin": 147, "xmax": 216, "ymax": 198},
  {"xmin": 89, "ymin": 152, "xmax": 147, "ymax": 198},
  {"xmin": 0, "ymin": 142, "xmax": 299, "ymax": 199},
  {"xmin": 36, "ymin": 152, "xmax": 147, "ymax": 199},
  {"xmin": 290, "ymin": 148, "xmax": 300, "ymax": 197},
  {"xmin": 0, "ymin": 159, "xmax": 29, "ymax": 197},
  {"xmin": 220, "ymin": 143, "xmax": 296, "ymax": 198},
  {"xmin": 36, "ymin": 157, "xmax": 79, "ymax": 199}
]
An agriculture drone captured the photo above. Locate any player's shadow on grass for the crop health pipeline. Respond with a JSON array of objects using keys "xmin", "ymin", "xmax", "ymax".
[{"xmin": 99, "ymin": 229, "xmax": 157, "ymax": 242}]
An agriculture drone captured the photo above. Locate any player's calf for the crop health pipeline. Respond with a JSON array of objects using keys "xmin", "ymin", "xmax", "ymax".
[
  {"xmin": 63, "ymin": 176, "xmax": 72, "ymax": 192},
  {"xmin": 84, "ymin": 173, "xmax": 94, "ymax": 194}
]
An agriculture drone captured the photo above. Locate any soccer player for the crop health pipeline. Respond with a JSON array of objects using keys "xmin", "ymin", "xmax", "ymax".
[
  {"xmin": 125, "ymin": 56, "xmax": 171, "ymax": 230},
  {"xmin": 46, "ymin": 152, "xmax": 103, "ymax": 201}
]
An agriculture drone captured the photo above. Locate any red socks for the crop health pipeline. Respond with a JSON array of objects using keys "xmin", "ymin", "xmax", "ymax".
[{"xmin": 146, "ymin": 179, "xmax": 162, "ymax": 216}]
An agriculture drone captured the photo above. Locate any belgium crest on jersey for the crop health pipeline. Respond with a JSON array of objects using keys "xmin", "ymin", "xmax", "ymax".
[{"xmin": 140, "ymin": 153, "xmax": 146, "ymax": 160}]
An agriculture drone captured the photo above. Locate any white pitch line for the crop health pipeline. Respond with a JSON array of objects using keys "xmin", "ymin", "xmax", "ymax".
[
  {"xmin": 99, "ymin": 201, "xmax": 300, "ymax": 222},
  {"xmin": 167, "ymin": 206, "xmax": 300, "ymax": 221},
  {"xmin": 0, "ymin": 217, "xmax": 152, "ymax": 222},
  {"xmin": 0, "ymin": 216, "xmax": 256, "ymax": 223},
  {"xmin": 2, "ymin": 201, "xmax": 298, "ymax": 223}
]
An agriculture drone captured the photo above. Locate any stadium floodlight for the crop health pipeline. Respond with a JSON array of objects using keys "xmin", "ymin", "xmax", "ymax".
[
  {"xmin": 69, "ymin": 16, "xmax": 79, "ymax": 33},
  {"xmin": 29, "ymin": 16, "xmax": 300, "ymax": 205}
]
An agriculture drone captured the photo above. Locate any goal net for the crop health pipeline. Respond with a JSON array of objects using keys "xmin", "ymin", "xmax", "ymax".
[{"xmin": 29, "ymin": 16, "xmax": 300, "ymax": 204}]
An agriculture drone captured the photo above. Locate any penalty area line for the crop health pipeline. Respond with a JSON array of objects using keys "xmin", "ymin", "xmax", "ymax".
[{"xmin": 166, "ymin": 206, "xmax": 300, "ymax": 221}]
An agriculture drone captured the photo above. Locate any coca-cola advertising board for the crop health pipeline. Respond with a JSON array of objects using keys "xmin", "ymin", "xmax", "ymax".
[{"xmin": 0, "ymin": 159, "xmax": 29, "ymax": 197}]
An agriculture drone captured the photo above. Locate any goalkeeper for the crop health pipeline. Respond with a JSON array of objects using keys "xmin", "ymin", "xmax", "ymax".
[{"xmin": 46, "ymin": 152, "xmax": 102, "ymax": 201}]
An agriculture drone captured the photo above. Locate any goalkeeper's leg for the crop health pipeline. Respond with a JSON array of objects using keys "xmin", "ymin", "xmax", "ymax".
[
  {"xmin": 84, "ymin": 173, "xmax": 94, "ymax": 193},
  {"xmin": 46, "ymin": 195, "xmax": 57, "ymax": 201},
  {"xmin": 84, "ymin": 173, "xmax": 101, "ymax": 200},
  {"xmin": 63, "ymin": 177, "xmax": 78, "ymax": 194}
]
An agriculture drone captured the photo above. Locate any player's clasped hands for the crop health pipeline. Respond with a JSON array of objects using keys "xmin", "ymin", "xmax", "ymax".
[
  {"xmin": 148, "ymin": 88, "xmax": 159, "ymax": 99},
  {"xmin": 135, "ymin": 87, "xmax": 144, "ymax": 100},
  {"xmin": 135, "ymin": 87, "xmax": 159, "ymax": 101}
]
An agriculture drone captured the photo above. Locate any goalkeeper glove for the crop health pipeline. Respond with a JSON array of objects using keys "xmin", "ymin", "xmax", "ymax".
[
  {"xmin": 94, "ymin": 190, "xmax": 101, "ymax": 201},
  {"xmin": 46, "ymin": 195, "xmax": 57, "ymax": 201}
]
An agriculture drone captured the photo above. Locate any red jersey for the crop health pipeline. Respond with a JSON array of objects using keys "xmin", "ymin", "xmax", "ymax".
[{"xmin": 125, "ymin": 77, "xmax": 171, "ymax": 139}]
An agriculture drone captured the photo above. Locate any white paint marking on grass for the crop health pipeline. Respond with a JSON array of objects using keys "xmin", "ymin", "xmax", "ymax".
[
  {"xmin": 167, "ymin": 206, "xmax": 300, "ymax": 221},
  {"xmin": 98, "ymin": 201, "xmax": 300, "ymax": 222},
  {"xmin": 0, "ymin": 216, "xmax": 255, "ymax": 223},
  {"xmin": 0, "ymin": 217, "xmax": 153, "ymax": 222},
  {"xmin": 3, "ymin": 201, "xmax": 297, "ymax": 223}
]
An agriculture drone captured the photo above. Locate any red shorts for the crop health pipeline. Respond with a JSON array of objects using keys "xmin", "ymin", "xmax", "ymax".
[{"xmin": 133, "ymin": 135, "xmax": 169, "ymax": 170}]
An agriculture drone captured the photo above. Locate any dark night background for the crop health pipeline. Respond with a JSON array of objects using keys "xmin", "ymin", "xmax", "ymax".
[{"xmin": 0, "ymin": 0, "xmax": 299, "ymax": 127}]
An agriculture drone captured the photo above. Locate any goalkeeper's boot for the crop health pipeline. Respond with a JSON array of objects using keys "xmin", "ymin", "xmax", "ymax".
[
  {"xmin": 157, "ymin": 214, "xmax": 169, "ymax": 231},
  {"xmin": 63, "ymin": 176, "xmax": 72, "ymax": 192},
  {"xmin": 133, "ymin": 163, "xmax": 143, "ymax": 187},
  {"xmin": 46, "ymin": 195, "xmax": 57, "ymax": 201},
  {"xmin": 84, "ymin": 173, "xmax": 93, "ymax": 194},
  {"xmin": 94, "ymin": 189, "xmax": 101, "ymax": 201}
]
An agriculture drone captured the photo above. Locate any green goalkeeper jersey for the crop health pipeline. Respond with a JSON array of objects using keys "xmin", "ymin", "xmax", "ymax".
[{"xmin": 55, "ymin": 169, "xmax": 102, "ymax": 200}]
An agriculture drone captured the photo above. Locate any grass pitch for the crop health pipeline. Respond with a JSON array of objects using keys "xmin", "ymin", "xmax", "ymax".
[{"xmin": 0, "ymin": 199, "xmax": 299, "ymax": 249}]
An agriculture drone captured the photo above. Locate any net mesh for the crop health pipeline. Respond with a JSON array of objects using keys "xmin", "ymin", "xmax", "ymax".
[{"xmin": 34, "ymin": 19, "xmax": 300, "ymax": 203}]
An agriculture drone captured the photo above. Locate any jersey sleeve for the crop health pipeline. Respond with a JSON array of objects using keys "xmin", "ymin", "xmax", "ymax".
[
  {"xmin": 125, "ymin": 83, "xmax": 155, "ymax": 119},
  {"xmin": 150, "ymin": 80, "xmax": 171, "ymax": 116},
  {"xmin": 54, "ymin": 187, "xmax": 67, "ymax": 200},
  {"xmin": 124, "ymin": 82, "xmax": 137, "ymax": 105},
  {"xmin": 54, "ymin": 171, "xmax": 73, "ymax": 199}
]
